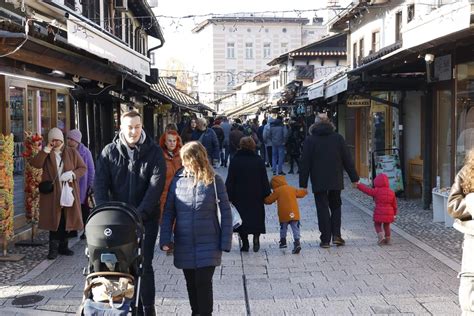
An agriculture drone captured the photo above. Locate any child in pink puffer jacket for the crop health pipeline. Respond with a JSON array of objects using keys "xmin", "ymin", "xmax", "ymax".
[{"xmin": 357, "ymin": 173, "xmax": 397, "ymax": 245}]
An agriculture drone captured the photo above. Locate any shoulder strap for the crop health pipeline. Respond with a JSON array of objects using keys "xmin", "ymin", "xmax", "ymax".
[{"xmin": 213, "ymin": 176, "xmax": 221, "ymax": 225}]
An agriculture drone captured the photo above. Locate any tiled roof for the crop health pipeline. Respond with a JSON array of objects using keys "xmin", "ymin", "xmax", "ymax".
[{"xmin": 151, "ymin": 78, "xmax": 213, "ymax": 112}]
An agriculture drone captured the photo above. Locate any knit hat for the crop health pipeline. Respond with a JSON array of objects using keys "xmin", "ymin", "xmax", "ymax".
[
  {"xmin": 48, "ymin": 127, "xmax": 64, "ymax": 143},
  {"xmin": 67, "ymin": 129, "xmax": 82, "ymax": 143}
]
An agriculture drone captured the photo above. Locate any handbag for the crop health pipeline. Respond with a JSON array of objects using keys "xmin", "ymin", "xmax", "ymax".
[
  {"xmin": 38, "ymin": 159, "xmax": 62, "ymax": 194},
  {"xmin": 213, "ymin": 177, "xmax": 242, "ymax": 230}
]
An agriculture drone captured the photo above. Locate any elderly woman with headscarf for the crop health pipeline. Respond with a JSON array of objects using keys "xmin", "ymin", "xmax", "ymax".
[{"xmin": 31, "ymin": 127, "xmax": 86, "ymax": 259}]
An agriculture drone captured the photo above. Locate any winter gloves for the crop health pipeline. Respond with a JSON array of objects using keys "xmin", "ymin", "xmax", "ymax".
[{"xmin": 60, "ymin": 170, "xmax": 76, "ymax": 182}]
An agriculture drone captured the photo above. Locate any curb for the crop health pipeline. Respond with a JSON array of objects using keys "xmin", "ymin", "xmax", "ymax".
[
  {"xmin": 344, "ymin": 197, "xmax": 461, "ymax": 272},
  {"xmin": 0, "ymin": 307, "xmax": 69, "ymax": 315}
]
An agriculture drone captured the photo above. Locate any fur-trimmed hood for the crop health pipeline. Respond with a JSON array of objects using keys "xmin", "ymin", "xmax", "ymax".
[{"xmin": 308, "ymin": 120, "xmax": 335, "ymax": 136}]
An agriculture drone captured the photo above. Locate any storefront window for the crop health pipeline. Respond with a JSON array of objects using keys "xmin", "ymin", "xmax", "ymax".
[
  {"xmin": 57, "ymin": 93, "xmax": 67, "ymax": 132},
  {"xmin": 436, "ymin": 89, "xmax": 452, "ymax": 188},
  {"xmin": 9, "ymin": 87, "xmax": 25, "ymax": 175},
  {"xmin": 456, "ymin": 62, "xmax": 474, "ymax": 172}
]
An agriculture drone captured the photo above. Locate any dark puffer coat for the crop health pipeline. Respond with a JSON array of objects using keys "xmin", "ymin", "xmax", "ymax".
[
  {"xmin": 299, "ymin": 120, "xmax": 359, "ymax": 192},
  {"xmin": 94, "ymin": 133, "xmax": 166, "ymax": 223},
  {"xmin": 159, "ymin": 171, "xmax": 233, "ymax": 269},
  {"xmin": 226, "ymin": 149, "xmax": 271, "ymax": 234},
  {"xmin": 357, "ymin": 173, "xmax": 397, "ymax": 223},
  {"xmin": 198, "ymin": 128, "xmax": 220, "ymax": 161}
]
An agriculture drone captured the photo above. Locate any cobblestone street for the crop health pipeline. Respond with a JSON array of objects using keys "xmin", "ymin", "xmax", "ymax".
[{"xmin": 0, "ymin": 168, "xmax": 462, "ymax": 315}]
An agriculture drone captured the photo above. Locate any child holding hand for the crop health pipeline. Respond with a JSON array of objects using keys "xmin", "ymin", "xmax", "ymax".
[
  {"xmin": 265, "ymin": 175, "xmax": 307, "ymax": 254},
  {"xmin": 357, "ymin": 173, "xmax": 397, "ymax": 245}
]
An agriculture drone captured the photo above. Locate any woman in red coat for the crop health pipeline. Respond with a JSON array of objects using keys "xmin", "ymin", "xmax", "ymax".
[
  {"xmin": 159, "ymin": 130, "xmax": 183, "ymax": 219},
  {"xmin": 357, "ymin": 173, "xmax": 397, "ymax": 245}
]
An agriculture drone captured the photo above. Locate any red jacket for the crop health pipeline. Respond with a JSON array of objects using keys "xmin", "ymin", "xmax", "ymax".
[{"xmin": 357, "ymin": 173, "xmax": 397, "ymax": 223}]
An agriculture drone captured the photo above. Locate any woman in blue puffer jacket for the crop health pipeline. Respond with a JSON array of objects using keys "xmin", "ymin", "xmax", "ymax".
[{"xmin": 160, "ymin": 141, "xmax": 233, "ymax": 316}]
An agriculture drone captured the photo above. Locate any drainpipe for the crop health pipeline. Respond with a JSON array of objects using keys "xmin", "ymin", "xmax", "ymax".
[{"xmin": 147, "ymin": 38, "xmax": 164, "ymax": 59}]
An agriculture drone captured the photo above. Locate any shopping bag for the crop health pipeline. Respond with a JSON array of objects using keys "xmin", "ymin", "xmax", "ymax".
[
  {"xmin": 230, "ymin": 204, "xmax": 242, "ymax": 230},
  {"xmin": 60, "ymin": 182, "xmax": 75, "ymax": 207}
]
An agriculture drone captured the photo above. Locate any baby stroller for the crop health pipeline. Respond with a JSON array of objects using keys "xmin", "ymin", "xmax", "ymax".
[{"xmin": 78, "ymin": 202, "xmax": 144, "ymax": 316}]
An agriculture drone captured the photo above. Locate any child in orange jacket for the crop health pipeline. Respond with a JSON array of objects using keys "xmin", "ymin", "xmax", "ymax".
[{"xmin": 265, "ymin": 175, "xmax": 307, "ymax": 254}]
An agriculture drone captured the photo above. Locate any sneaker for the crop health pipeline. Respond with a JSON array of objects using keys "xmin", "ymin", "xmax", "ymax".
[
  {"xmin": 279, "ymin": 238, "xmax": 287, "ymax": 249},
  {"xmin": 278, "ymin": 172, "xmax": 286, "ymax": 175},
  {"xmin": 333, "ymin": 236, "xmax": 345, "ymax": 246},
  {"xmin": 288, "ymin": 170, "xmax": 294, "ymax": 174},
  {"xmin": 383, "ymin": 237, "xmax": 391, "ymax": 245},
  {"xmin": 292, "ymin": 240, "xmax": 301, "ymax": 254},
  {"xmin": 377, "ymin": 232, "xmax": 385, "ymax": 245},
  {"xmin": 272, "ymin": 172, "xmax": 277, "ymax": 176},
  {"xmin": 320, "ymin": 242, "xmax": 330, "ymax": 249}
]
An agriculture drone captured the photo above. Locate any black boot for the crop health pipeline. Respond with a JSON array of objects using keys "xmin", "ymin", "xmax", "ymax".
[
  {"xmin": 58, "ymin": 240, "xmax": 74, "ymax": 256},
  {"xmin": 47, "ymin": 240, "xmax": 59, "ymax": 260},
  {"xmin": 240, "ymin": 233, "xmax": 249, "ymax": 252},
  {"xmin": 292, "ymin": 239, "xmax": 301, "ymax": 254},
  {"xmin": 288, "ymin": 169, "xmax": 294, "ymax": 174},
  {"xmin": 279, "ymin": 238, "xmax": 287, "ymax": 249},
  {"xmin": 253, "ymin": 234, "xmax": 260, "ymax": 252}
]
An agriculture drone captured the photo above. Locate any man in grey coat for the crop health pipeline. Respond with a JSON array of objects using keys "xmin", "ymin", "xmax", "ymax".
[{"xmin": 264, "ymin": 115, "xmax": 288, "ymax": 175}]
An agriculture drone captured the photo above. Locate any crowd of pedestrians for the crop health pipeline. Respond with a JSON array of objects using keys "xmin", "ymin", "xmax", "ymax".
[{"xmin": 29, "ymin": 110, "xmax": 471, "ymax": 315}]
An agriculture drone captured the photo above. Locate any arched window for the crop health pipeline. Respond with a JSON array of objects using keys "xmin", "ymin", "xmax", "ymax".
[{"xmin": 135, "ymin": 28, "xmax": 141, "ymax": 52}]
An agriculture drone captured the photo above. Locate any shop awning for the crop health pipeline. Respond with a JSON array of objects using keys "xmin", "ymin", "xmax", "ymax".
[
  {"xmin": 225, "ymin": 99, "xmax": 266, "ymax": 118},
  {"xmin": 325, "ymin": 74, "xmax": 348, "ymax": 99},
  {"xmin": 307, "ymin": 79, "xmax": 325, "ymax": 100},
  {"xmin": 151, "ymin": 78, "xmax": 213, "ymax": 113}
]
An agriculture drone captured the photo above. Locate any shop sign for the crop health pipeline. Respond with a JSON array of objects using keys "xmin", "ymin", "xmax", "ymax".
[
  {"xmin": 325, "ymin": 75, "xmax": 348, "ymax": 98},
  {"xmin": 109, "ymin": 90, "xmax": 126, "ymax": 101},
  {"xmin": 370, "ymin": 92, "xmax": 389, "ymax": 113},
  {"xmin": 346, "ymin": 96, "xmax": 370, "ymax": 107},
  {"xmin": 308, "ymin": 83, "xmax": 324, "ymax": 100},
  {"xmin": 67, "ymin": 20, "xmax": 150, "ymax": 77},
  {"xmin": 434, "ymin": 55, "xmax": 451, "ymax": 81}
]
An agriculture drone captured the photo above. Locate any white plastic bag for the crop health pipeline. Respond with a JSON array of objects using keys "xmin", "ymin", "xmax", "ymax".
[{"xmin": 60, "ymin": 182, "xmax": 75, "ymax": 207}]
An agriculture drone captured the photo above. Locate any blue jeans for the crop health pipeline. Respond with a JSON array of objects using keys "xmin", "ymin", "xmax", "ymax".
[
  {"xmin": 140, "ymin": 221, "xmax": 158, "ymax": 308},
  {"xmin": 280, "ymin": 220, "xmax": 300, "ymax": 240},
  {"xmin": 272, "ymin": 145, "xmax": 285, "ymax": 173}
]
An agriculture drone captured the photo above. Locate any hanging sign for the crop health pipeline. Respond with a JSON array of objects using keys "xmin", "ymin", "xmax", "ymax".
[
  {"xmin": 346, "ymin": 95, "xmax": 370, "ymax": 107},
  {"xmin": 434, "ymin": 55, "xmax": 451, "ymax": 81}
]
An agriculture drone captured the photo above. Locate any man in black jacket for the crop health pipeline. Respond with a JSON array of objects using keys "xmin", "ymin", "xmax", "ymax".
[
  {"xmin": 299, "ymin": 114, "xmax": 359, "ymax": 249},
  {"xmin": 95, "ymin": 111, "xmax": 166, "ymax": 316}
]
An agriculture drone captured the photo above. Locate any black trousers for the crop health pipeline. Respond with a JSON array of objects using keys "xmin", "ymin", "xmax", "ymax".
[
  {"xmin": 49, "ymin": 209, "xmax": 77, "ymax": 241},
  {"xmin": 266, "ymin": 146, "xmax": 273, "ymax": 167},
  {"xmin": 313, "ymin": 190, "xmax": 342, "ymax": 244},
  {"xmin": 183, "ymin": 266, "xmax": 216, "ymax": 316},
  {"xmin": 289, "ymin": 155, "xmax": 299, "ymax": 172},
  {"xmin": 81, "ymin": 203, "xmax": 90, "ymax": 226}
]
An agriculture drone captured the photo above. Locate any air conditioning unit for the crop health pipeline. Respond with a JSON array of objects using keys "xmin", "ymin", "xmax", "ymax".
[{"xmin": 114, "ymin": 0, "xmax": 128, "ymax": 11}]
